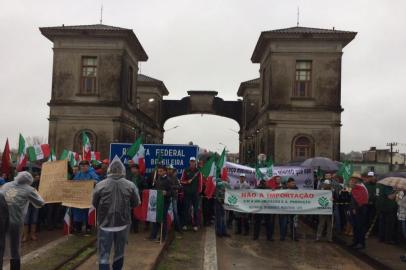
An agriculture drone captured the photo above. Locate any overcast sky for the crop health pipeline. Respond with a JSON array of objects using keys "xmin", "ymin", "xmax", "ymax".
[{"xmin": 1, "ymin": 0, "xmax": 406, "ymax": 154}]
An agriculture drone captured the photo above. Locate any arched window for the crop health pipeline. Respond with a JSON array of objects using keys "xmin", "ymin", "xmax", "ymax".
[
  {"xmin": 74, "ymin": 130, "xmax": 97, "ymax": 154},
  {"xmin": 292, "ymin": 135, "xmax": 314, "ymax": 161}
]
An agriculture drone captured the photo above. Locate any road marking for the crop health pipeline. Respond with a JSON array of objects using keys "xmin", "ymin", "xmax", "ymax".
[{"xmin": 203, "ymin": 226, "xmax": 218, "ymax": 270}]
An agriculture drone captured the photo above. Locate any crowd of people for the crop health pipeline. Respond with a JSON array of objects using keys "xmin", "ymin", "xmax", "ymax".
[{"xmin": 1, "ymin": 155, "xmax": 406, "ymax": 270}]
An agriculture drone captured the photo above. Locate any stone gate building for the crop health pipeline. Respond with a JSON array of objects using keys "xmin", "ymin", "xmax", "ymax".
[{"xmin": 41, "ymin": 24, "xmax": 356, "ymax": 163}]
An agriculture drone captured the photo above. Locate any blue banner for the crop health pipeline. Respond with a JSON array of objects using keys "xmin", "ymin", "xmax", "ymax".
[{"xmin": 109, "ymin": 143, "xmax": 199, "ymax": 178}]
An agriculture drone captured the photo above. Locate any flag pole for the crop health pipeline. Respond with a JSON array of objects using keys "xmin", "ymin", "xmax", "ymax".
[{"xmin": 160, "ymin": 222, "xmax": 163, "ymax": 245}]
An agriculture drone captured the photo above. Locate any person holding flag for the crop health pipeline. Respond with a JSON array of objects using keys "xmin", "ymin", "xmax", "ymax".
[
  {"xmin": 149, "ymin": 165, "xmax": 173, "ymax": 242},
  {"xmin": 92, "ymin": 156, "xmax": 139, "ymax": 270},
  {"xmin": 72, "ymin": 160, "xmax": 100, "ymax": 234},
  {"xmin": 128, "ymin": 163, "xmax": 149, "ymax": 233},
  {"xmin": 167, "ymin": 165, "xmax": 182, "ymax": 233},
  {"xmin": 181, "ymin": 157, "xmax": 201, "ymax": 231}
]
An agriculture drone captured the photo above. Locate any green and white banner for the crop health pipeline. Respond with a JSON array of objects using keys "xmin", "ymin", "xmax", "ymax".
[{"xmin": 224, "ymin": 189, "xmax": 333, "ymax": 215}]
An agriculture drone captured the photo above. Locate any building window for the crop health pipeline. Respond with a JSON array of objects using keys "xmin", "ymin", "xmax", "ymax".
[
  {"xmin": 293, "ymin": 136, "xmax": 313, "ymax": 160},
  {"xmin": 294, "ymin": 61, "xmax": 312, "ymax": 97},
  {"xmin": 81, "ymin": 56, "xmax": 97, "ymax": 94},
  {"xmin": 127, "ymin": 66, "xmax": 133, "ymax": 103}
]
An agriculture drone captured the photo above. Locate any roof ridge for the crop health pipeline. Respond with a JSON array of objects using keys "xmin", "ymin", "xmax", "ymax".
[
  {"xmin": 40, "ymin": 24, "xmax": 131, "ymax": 31},
  {"xmin": 265, "ymin": 26, "xmax": 356, "ymax": 34},
  {"xmin": 138, "ymin": 73, "xmax": 163, "ymax": 82}
]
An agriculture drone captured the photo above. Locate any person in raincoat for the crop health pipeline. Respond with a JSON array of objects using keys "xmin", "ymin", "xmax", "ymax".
[
  {"xmin": 92, "ymin": 157, "xmax": 140, "ymax": 270},
  {"xmin": 0, "ymin": 171, "xmax": 45, "ymax": 270},
  {"xmin": 72, "ymin": 160, "xmax": 100, "ymax": 234},
  {"xmin": 0, "ymin": 192, "xmax": 9, "ymax": 269}
]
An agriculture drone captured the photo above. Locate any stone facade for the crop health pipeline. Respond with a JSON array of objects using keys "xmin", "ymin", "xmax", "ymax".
[
  {"xmin": 41, "ymin": 24, "xmax": 166, "ymax": 158},
  {"xmin": 41, "ymin": 24, "xmax": 356, "ymax": 164},
  {"xmin": 239, "ymin": 27, "xmax": 356, "ymax": 164}
]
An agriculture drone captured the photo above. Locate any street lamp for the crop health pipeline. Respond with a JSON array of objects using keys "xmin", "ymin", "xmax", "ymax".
[
  {"xmin": 136, "ymin": 97, "xmax": 155, "ymax": 109},
  {"xmin": 219, "ymin": 142, "xmax": 228, "ymax": 151}
]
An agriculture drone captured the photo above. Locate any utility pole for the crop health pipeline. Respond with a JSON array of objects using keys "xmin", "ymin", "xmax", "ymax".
[{"xmin": 386, "ymin": 142, "xmax": 398, "ymax": 171}]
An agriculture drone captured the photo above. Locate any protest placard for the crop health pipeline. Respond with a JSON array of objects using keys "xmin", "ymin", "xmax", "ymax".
[
  {"xmin": 38, "ymin": 160, "xmax": 68, "ymax": 203},
  {"xmin": 61, "ymin": 180, "xmax": 95, "ymax": 209}
]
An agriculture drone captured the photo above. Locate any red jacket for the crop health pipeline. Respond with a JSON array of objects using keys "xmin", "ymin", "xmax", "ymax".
[{"xmin": 351, "ymin": 184, "xmax": 369, "ymax": 208}]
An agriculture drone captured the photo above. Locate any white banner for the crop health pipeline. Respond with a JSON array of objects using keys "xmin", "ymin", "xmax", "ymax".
[
  {"xmin": 225, "ymin": 162, "xmax": 314, "ymax": 189},
  {"xmin": 224, "ymin": 189, "xmax": 333, "ymax": 215}
]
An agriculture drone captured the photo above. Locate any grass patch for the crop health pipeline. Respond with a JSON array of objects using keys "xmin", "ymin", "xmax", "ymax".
[
  {"xmin": 157, "ymin": 231, "xmax": 205, "ymax": 270},
  {"xmin": 22, "ymin": 235, "xmax": 96, "ymax": 270}
]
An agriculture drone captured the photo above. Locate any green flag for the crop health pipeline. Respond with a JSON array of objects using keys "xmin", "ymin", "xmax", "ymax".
[
  {"xmin": 127, "ymin": 137, "xmax": 142, "ymax": 158},
  {"xmin": 201, "ymin": 155, "xmax": 216, "ymax": 178},
  {"xmin": 59, "ymin": 149, "xmax": 69, "ymax": 160},
  {"xmin": 255, "ymin": 164, "xmax": 264, "ymax": 181},
  {"xmin": 266, "ymin": 158, "xmax": 273, "ymax": 178},
  {"xmin": 48, "ymin": 148, "xmax": 56, "ymax": 162},
  {"xmin": 338, "ymin": 161, "xmax": 353, "ymax": 186}
]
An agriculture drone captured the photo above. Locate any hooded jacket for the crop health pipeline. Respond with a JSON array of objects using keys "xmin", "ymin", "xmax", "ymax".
[
  {"xmin": 0, "ymin": 171, "xmax": 45, "ymax": 225},
  {"xmin": 92, "ymin": 157, "xmax": 140, "ymax": 228},
  {"xmin": 0, "ymin": 193, "xmax": 9, "ymax": 233}
]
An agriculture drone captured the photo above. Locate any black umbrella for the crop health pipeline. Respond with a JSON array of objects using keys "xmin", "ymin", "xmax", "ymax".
[{"xmin": 301, "ymin": 157, "xmax": 339, "ymax": 171}]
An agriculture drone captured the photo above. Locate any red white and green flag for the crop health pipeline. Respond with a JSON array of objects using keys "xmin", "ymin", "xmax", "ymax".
[
  {"xmin": 60, "ymin": 150, "xmax": 80, "ymax": 166},
  {"xmin": 82, "ymin": 132, "xmax": 91, "ymax": 160},
  {"xmin": 63, "ymin": 208, "xmax": 71, "ymax": 235},
  {"xmin": 217, "ymin": 148, "xmax": 228, "ymax": 180},
  {"xmin": 88, "ymin": 206, "xmax": 96, "ymax": 226},
  {"xmin": 134, "ymin": 189, "xmax": 173, "ymax": 227},
  {"xmin": 127, "ymin": 138, "xmax": 146, "ymax": 174},
  {"xmin": 201, "ymin": 155, "xmax": 217, "ymax": 199},
  {"xmin": 16, "ymin": 134, "xmax": 27, "ymax": 171},
  {"xmin": 27, "ymin": 144, "xmax": 51, "ymax": 162},
  {"xmin": 1, "ymin": 139, "xmax": 11, "ymax": 176},
  {"xmin": 90, "ymin": 151, "xmax": 100, "ymax": 161}
]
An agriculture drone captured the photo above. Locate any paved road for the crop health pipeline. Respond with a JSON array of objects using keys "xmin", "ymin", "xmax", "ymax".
[{"xmin": 217, "ymin": 226, "xmax": 375, "ymax": 270}]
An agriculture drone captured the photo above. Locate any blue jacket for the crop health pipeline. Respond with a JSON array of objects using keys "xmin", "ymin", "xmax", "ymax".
[{"xmin": 73, "ymin": 168, "xmax": 100, "ymax": 182}]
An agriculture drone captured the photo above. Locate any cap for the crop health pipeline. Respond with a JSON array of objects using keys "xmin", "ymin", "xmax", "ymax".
[
  {"xmin": 350, "ymin": 172, "xmax": 363, "ymax": 181},
  {"xmin": 79, "ymin": 160, "xmax": 90, "ymax": 166},
  {"xmin": 239, "ymin": 173, "xmax": 246, "ymax": 177},
  {"xmin": 367, "ymin": 172, "xmax": 375, "ymax": 177},
  {"xmin": 190, "ymin": 157, "xmax": 196, "ymax": 161}
]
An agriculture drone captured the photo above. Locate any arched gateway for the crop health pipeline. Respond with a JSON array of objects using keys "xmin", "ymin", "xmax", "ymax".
[
  {"xmin": 162, "ymin": 91, "xmax": 242, "ymax": 126},
  {"xmin": 41, "ymin": 24, "xmax": 356, "ymax": 164}
]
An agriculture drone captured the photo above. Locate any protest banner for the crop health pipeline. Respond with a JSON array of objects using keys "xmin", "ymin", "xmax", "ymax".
[
  {"xmin": 61, "ymin": 180, "xmax": 95, "ymax": 209},
  {"xmin": 224, "ymin": 189, "xmax": 332, "ymax": 215},
  {"xmin": 110, "ymin": 143, "xmax": 199, "ymax": 178},
  {"xmin": 225, "ymin": 162, "xmax": 314, "ymax": 189},
  {"xmin": 38, "ymin": 160, "xmax": 68, "ymax": 203}
]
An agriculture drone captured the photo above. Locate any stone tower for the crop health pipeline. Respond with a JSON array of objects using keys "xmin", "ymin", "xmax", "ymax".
[
  {"xmin": 40, "ymin": 24, "xmax": 164, "ymax": 158},
  {"xmin": 239, "ymin": 26, "xmax": 357, "ymax": 164}
]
